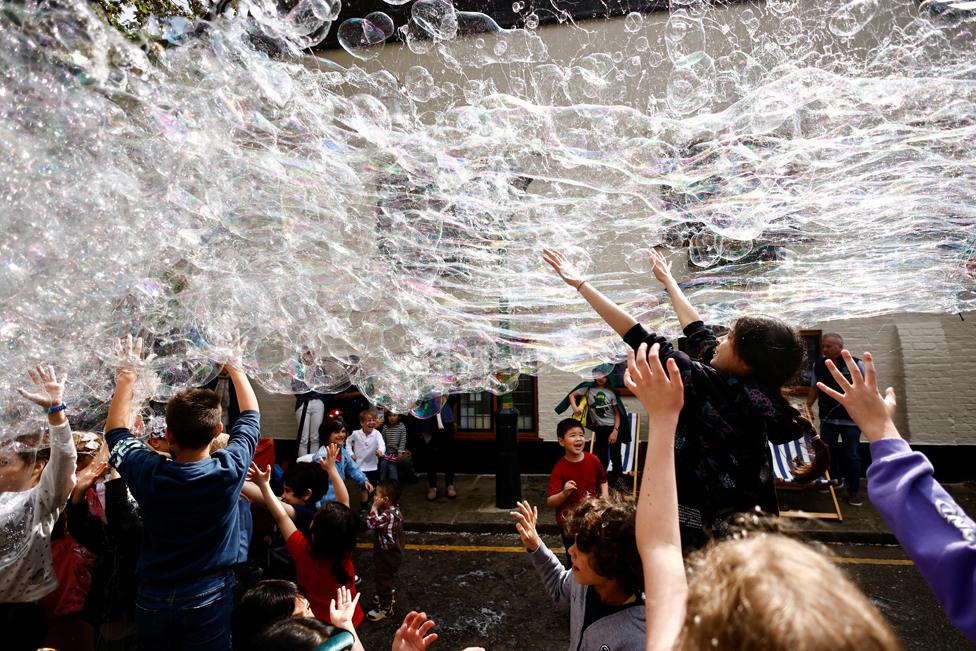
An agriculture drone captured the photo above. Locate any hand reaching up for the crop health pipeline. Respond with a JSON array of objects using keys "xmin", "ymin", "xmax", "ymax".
[
  {"xmin": 509, "ymin": 500, "xmax": 542, "ymax": 552},
  {"xmin": 247, "ymin": 462, "xmax": 272, "ymax": 486},
  {"xmin": 114, "ymin": 334, "xmax": 145, "ymax": 384},
  {"xmin": 330, "ymin": 585, "xmax": 361, "ymax": 633},
  {"xmin": 392, "ymin": 612, "xmax": 439, "ymax": 651},
  {"xmin": 542, "ymin": 248, "xmax": 587, "ymax": 289},
  {"xmin": 818, "ymin": 350, "xmax": 899, "ymax": 442},
  {"xmin": 17, "ymin": 365, "xmax": 66, "ymax": 409},
  {"xmin": 318, "ymin": 443, "xmax": 341, "ymax": 474},
  {"xmin": 648, "ymin": 249, "xmax": 676, "ymax": 287}
]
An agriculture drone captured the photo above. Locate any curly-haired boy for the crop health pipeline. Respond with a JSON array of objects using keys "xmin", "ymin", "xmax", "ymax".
[{"xmin": 511, "ymin": 495, "xmax": 645, "ymax": 651}]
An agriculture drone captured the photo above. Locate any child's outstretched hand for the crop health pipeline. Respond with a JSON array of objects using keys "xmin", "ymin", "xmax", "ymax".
[
  {"xmin": 114, "ymin": 334, "xmax": 144, "ymax": 384},
  {"xmin": 624, "ymin": 342, "xmax": 684, "ymax": 420},
  {"xmin": 220, "ymin": 329, "xmax": 249, "ymax": 373},
  {"xmin": 392, "ymin": 611, "xmax": 439, "ymax": 651},
  {"xmin": 648, "ymin": 249, "xmax": 675, "ymax": 286},
  {"xmin": 542, "ymin": 248, "xmax": 587, "ymax": 289},
  {"xmin": 17, "ymin": 365, "xmax": 66, "ymax": 409},
  {"xmin": 318, "ymin": 443, "xmax": 341, "ymax": 474},
  {"xmin": 72, "ymin": 460, "xmax": 109, "ymax": 504},
  {"xmin": 818, "ymin": 350, "xmax": 899, "ymax": 443},
  {"xmin": 329, "ymin": 585, "xmax": 361, "ymax": 633},
  {"xmin": 509, "ymin": 500, "xmax": 542, "ymax": 553},
  {"xmin": 247, "ymin": 462, "xmax": 271, "ymax": 486}
]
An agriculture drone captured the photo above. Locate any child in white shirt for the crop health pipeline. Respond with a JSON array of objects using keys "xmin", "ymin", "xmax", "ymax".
[{"xmin": 346, "ymin": 409, "xmax": 385, "ymax": 512}]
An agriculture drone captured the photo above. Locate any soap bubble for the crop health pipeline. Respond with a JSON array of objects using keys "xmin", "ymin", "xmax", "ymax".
[
  {"xmin": 410, "ymin": 396, "xmax": 445, "ymax": 419},
  {"xmin": 525, "ymin": 12, "xmax": 540, "ymax": 29},
  {"xmin": 404, "ymin": 65, "xmax": 436, "ymax": 102},
  {"xmin": 829, "ymin": 0, "xmax": 880, "ymax": 37},
  {"xmin": 0, "ymin": 0, "xmax": 974, "ymax": 427},
  {"xmin": 665, "ymin": 10, "xmax": 706, "ymax": 64},
  {"xmin": 337, "ymin": 17, "xmax": 390, "ymax": 60},
  {"xmin": 365, "ymin": 12, "xmax": 395, "ymax": 38},
  {"xmin": 625, "ymin": 249, "xmax": 654, "ymax": 273},
  {"xmin": 624, "ymin": 12, "xmax": 643, "ymax": 33},
  {"xmin": 411, "ymin": 0, "xmax": 459, "ymax": 40}
]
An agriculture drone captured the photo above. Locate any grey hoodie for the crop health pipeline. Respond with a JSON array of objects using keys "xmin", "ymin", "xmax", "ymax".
[{"xmin": 528, "ymin": 541, "xmax": 646, "ymax": 651}]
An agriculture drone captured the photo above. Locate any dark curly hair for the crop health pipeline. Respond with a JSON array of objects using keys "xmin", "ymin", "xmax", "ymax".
[{"xmin": 562, "ymin": 495, "xmax": 643, "ymax": 595}]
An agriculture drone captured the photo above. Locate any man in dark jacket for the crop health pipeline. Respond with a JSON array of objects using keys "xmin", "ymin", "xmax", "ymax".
[{"xmin": 806, "ymin": 333, "xmax": 865, "ymax": 506}]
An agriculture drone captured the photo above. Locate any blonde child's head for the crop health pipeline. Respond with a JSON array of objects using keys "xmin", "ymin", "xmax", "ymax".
[
  {"xmin": 209, "ymin": 433, "xmax": 230, "ymax": 454},
  {"xmin": 679, "ymin": 532, "xmax": 902, "ymax": 651}
]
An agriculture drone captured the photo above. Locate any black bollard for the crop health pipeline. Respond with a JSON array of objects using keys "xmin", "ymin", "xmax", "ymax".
[{"xmin": 495, "ymin": 406, "xmax": 522, "ymax": 509}]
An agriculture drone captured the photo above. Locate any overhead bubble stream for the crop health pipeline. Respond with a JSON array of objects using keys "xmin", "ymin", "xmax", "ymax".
[{"xmin": 1, "ymin": 0, "xmax": 975, "ymax": 422}]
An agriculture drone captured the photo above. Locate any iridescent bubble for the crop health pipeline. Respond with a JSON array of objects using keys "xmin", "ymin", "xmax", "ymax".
[
  {"xmin": 720, "ymin": 239, "xmax": 754, "ymax": 262},
  {"xmin": 625, "ymin": 248, "xmax": 653, "ymax": 273},
  {"xmin": 411, "ymin": 0, "xmax": 459, "ymax": 41},
  {"xmin": 410, "ymin": 395, "xmax": 444, "ymax": 419},
  {"xmin": 666, "ymin": 53, "xmax": 716, "ymax": 114},
  {"xmin": 624, "ymin": 11, "xmax": 643, "ymax": 33},
  {"xmin": 404, "ymin": 66, "xmax": 436, "ymax": 102},
  {"xmin": 688, "ymin": 231, "xmax": 723, "ymax": 268},
  {"xmin": 364, "ymin": 11, "xmax": 395, "ymax": 38},
  {"xmin": 665, "ymin": 10, "xmax": 706, "ymax": 64},
  {"xmin": 829, "ymin": 0, "xmax": 880, "ymax": 38},
  {"xmin": 337, "ymin": 17, "xmax": 389, "ymax": 60}
]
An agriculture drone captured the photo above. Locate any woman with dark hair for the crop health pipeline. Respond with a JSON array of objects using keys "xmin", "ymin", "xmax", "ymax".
[{"xmin": 544, "ymin": 248, "xmax": 827, "ymax": 549}]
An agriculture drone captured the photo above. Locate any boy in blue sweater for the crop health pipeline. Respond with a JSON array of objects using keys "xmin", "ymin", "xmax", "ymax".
[{"xmin": 105, "ymin": 336, "xmax": 260, "ymax": 651}]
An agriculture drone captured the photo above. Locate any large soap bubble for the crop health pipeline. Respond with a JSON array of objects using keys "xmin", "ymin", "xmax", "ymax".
[{"xmin": 0, "ymin": 0, "xmax": 974, "ymax": 428}]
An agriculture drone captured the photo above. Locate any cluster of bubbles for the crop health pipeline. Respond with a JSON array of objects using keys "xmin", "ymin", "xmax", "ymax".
[{"xmin": 1, "ymin": 0, "xmax": 975, "ymax": 429}]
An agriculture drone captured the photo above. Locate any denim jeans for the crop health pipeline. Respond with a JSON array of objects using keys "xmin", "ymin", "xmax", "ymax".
[
  {"xmin": 135, "ymin": 569, "xmax": 236, "ymax": 651},
  {"xmin": 379, "ymin": 457, "xmax": 399, "ymax": 481},
  {"xmin": 820, "ymin": 421, "xmax": 862, "ymax": 496}
]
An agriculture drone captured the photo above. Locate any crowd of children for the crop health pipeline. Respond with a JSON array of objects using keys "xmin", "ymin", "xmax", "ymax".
[{"xmin": 1, "ymin": 247, "xmax": 975, "ymax": 651}]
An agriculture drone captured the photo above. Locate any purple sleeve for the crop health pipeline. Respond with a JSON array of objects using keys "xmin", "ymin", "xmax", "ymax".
[{"xmin": 867, "ymin": 438, "xmax": 976, "ymax": 641}]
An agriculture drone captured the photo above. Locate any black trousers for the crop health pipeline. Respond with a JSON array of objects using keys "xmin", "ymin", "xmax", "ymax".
[{"xmin": 591, "ymin": 424, "xmax": 623, "ymax": 479}]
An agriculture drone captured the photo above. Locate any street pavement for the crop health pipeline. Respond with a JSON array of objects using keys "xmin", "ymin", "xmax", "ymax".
[
  {"xmin": 353, "ymin": 531, "xmax": 975, "ymax": 651},
  {"xmin": 347, "ymin": 473, "xmax": 976, "ymax": 650}
]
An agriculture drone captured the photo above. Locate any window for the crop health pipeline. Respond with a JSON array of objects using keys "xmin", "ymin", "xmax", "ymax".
[
  {"xmin": 455, "ymin": 375, "xmax": 538, "ymax": 435},
  {"xmin": 511, "ymin": 375, "xmax": 537, "ymax": 432},
  {"xmin": 459, "ymin": 392, "xmax": 493, "ymax": 431}
]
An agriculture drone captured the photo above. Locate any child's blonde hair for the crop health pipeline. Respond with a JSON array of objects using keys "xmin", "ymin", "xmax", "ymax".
[
  {"xmin": 680, "ymin": 533, "xmax": 902, "ymax": 651},
  {"xmin": 209, "ymin": 433, "xmax": 230, "ymax": 453}
]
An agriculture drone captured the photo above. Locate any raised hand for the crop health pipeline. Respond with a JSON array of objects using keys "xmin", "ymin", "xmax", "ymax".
[
  {"xmin": 247, "ymin": 462, "xmax": 272, "ymax": 486},
  {"xmin": 392, "ymin": 611, "xmax": 439, "ymax": 651},
  {"xmin": 114, "ymin": 334, "xmax": 144, "ymax": 384},
  {"xmin": 72, "ymin": 460, "xmax": 109, "ymax": 504},
  {"xmin": 648, "ymin": 249, "xmax": 676, "ymax": 287},
  {"xmin": 221, "ymin": 329, "xmax": 249, "ymax": 372},
  {"xmin": 17, "ymin": 365, "xmax": 66, "ymax": 408},
  {"xmin": 509, "ymin": 500, "xmax": 542, "ymax": 552},
  {"xmin": 818, "ymin": 350, "xmax": 899, "ymax": 442},
  {"xmin": 318, "ymin": 443, "xmax": 341, "ymax": 474},
  {"xmin": 563, "ymin": 480, "xmax": 577, "ymax": 495},
  {"xmin": 542, "ymin": 248, "xmax": 587, "ymax": 289},
  {"xmin": 329, "ymin": 585, "xmax": 361, "ymax": 633},
  {"xmin": 624, "ymin": 342, "xmax": 684, "ymax": 420}
]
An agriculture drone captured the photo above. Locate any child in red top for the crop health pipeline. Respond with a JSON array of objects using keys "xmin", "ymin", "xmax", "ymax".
[
  {"xmin": 250, "ymin": 445, "xmax": 364, "ymax": 627},
  {"xmin": 547, "ymin": 418, "xmax": 609, "ymax": 560}
]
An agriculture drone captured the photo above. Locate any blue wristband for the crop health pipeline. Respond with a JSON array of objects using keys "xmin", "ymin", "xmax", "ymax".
[{"xmin": 46, "ymin": 403, "xmax": 67, "ymax": 414}]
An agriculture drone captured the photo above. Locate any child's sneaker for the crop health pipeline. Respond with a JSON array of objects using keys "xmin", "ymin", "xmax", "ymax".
[{"xmin": 367, "ymin": 604, "xmax": 394, "ymax": 621}]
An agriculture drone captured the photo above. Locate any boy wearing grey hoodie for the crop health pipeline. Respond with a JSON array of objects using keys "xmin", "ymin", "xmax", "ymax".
[{"xmin": 511, "ymin": 496, "xmax": 646, "ymax": 651}]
